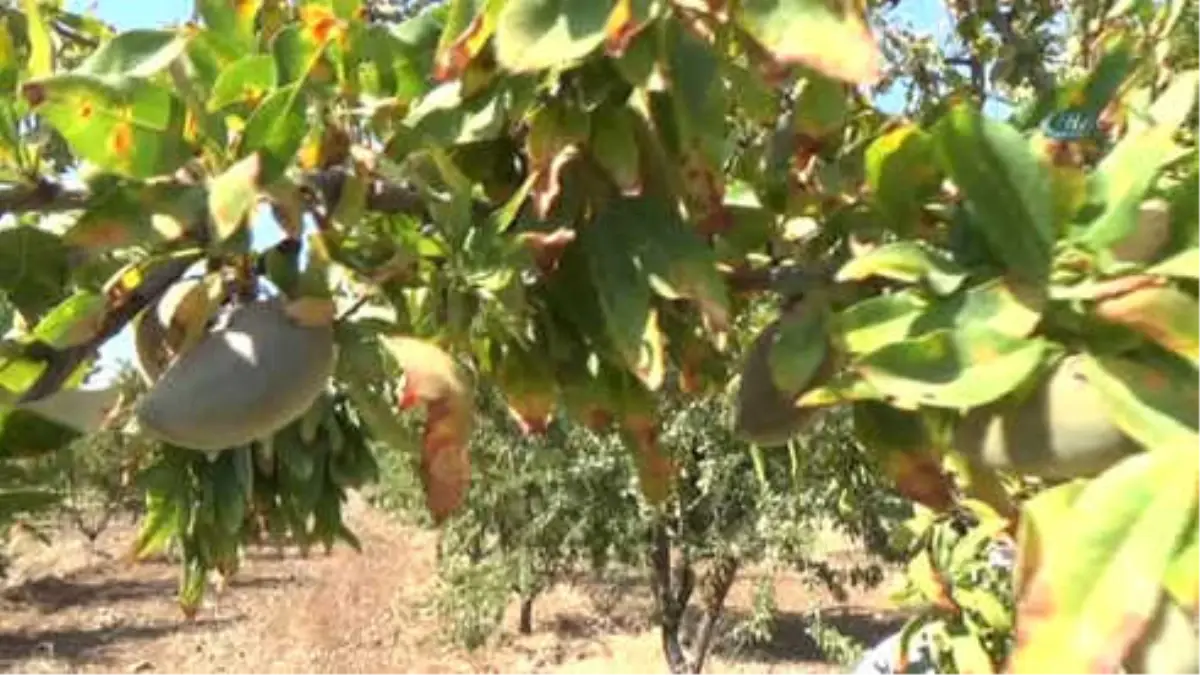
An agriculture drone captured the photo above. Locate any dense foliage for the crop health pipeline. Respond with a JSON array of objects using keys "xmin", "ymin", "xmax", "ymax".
[{"xmin": 0, "ymin": 0, "xmax": 1196, "ymax": 672}]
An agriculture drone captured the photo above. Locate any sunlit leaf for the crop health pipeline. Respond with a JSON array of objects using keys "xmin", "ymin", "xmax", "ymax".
[
  {"xmin": 1080, "ymin": 127, "xmax": 1179, "ymax": 257},
  {"xmin": 198, "ymin": 0, "xmax": 263, "ymax": 53},
  {"xmin": 494, "ymin": 0, "xmax": 609, "ymax": 73},
  {"xmin": 603, "ymin": 0, "xmax": 656, "ymax": 56},
  {"xmin": 866, "ymin": 124, "xmax": 941, "ymax": 234},
  {"xmin": 1012, "ymin": 448, "xmax": 1198, "ymax": 673},
  {"xmin": 912, "ymin": 277, "xmax": 1044, "ymax": 339},
  {"xmin": 240, "ymin": 83, "xmax": 308, "ymax": 181},
  {"xmin": 20, "ymin": 0, "xmax": 53, "ymax": 78},
  {"xmin": 856, "ymin": 328, "xmax": 1050, "ymax": 409},
  {"xmin": 735, "ymin": 0, "xmax": 882, "ymax": 85},
  {"xmin": 433, "ymin": 0, "xmax": 504, "ymax": 81},
  {"xmin": 22, "ymin": 75, "xmax": 191, "ymax": 179},
  {"xmin": 1147, "ymin": 246, "xmax": 1197, "ymax": 280},
  {"xmin": 836, "ymin": 241, "xmax": 967, "ymax": 295},
  {"xmin": 835, "ymin": 290, "xmax": 927, "ymax": 355},
  {"xmin": 934, "ymin": 105, "xmax": 1055, "ymax": 284},
  {"xmin": 75, "ymin": 29, "xmax": 190, "ymax": 79},
  {"xmin": 207, "ymin": 54, "xmax": 277, "ymax": 112}
]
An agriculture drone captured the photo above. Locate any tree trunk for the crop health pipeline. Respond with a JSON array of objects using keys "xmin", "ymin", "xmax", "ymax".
[
  {"xmin": 688, "ymin": 556, "xmax": 740, "ymax": 675},
  {"xmin": 650, "ymin": 520, "xmax": 692, "ymax": 675},
  {"xmin": 518, "ymin": 594, "xmax": 535, "ymax": 635}
]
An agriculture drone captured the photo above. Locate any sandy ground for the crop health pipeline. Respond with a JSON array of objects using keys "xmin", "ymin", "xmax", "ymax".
[{"xmin": 0, "ymin": 497, "xmax": 908, "ymax": 674}]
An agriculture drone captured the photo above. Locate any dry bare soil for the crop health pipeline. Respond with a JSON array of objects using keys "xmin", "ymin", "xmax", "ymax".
[{"xmin": 1, "ymin": 496, "xmax": 908, "ymax": 674}]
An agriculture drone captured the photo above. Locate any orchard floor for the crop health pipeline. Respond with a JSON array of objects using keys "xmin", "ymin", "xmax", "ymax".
[{"xmin": 1, "ymin": 496, "xmax": 909, "ymax": 674}]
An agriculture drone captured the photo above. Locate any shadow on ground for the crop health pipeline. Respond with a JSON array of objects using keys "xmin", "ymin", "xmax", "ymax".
[
  {"xmin": 0, "ymin": 618, "xmax": 234, "ymax": 669},
  {"xmin": 714, "ymin": 607, "xmax": 908, "ymax": 665},
  {"xmin": 2, "ymin": 572, "xmax": 291, "ymax": 613}
]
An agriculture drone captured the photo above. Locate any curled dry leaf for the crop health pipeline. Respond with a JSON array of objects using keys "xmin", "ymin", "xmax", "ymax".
[{"xmin": 381, "ymin": 336, "xmax": 474, "ymax": 524}]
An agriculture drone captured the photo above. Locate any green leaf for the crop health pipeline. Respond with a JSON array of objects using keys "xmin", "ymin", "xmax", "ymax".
[
  {"xmin": 934, "ymin": 105, "xmax": 1055, "ymax": 284},
  {"xmin": 29, "ymin": 290, "xmax": 107, "ymax": 348},
  {"xmin": 1078, "ymin": 126, "xmax": 1179, "ymax": 255},
  {"xmin": 912, "ymin": 277, "xmax": 1044, "ymax": 339},
  {"xmin": 211, "ymin": 454, "xmax": 246, "ymax": 536},
  {"xmin": 132, "ymin": 474, "xmax": 186, "ymax": 560},
  {"xmin": 271, "ymin": 24, "xmax": 328, "ymax": 87},
  {"xmin": 494, "ymin": 0, "xmax": 609, "ymax": 73},
  {"xmin": 589, "ymin": 104, "xmax": 642, "ymax": 195},
  {"xmin": 866, "ymin": 124, "xmax": 941, "ymax": 234},
  {"xmin": 791, "ymin": 73, "xmax": 848, "ymax": 139},
  {"xmin": 836, "ymin": 290, "xmax": 927, "ymax": 355},
  {"xmin": 207, "ymin": 153, "xmax": 264, "ymax": 243},
  {"xmin": 20, "ymin": 0, "xmax": 53, "ymax": 78},
  {"xmin": 179, "ymin": 555, "xmax": 207, "ymax": 617},
  {"xmin": 580, "ymin": 215, "xmax": 661, "ymax": 389},
  {"xmin": 358, "ymin": 25, "xmax": 429, "ymax": 102},
  {"xmin": 0, "ymin": 226, "xmax": 71, "ymax": 321},
  {"xmin": 207, "ymin": 54, "xmax": 278, "ymax": 112},
  {"xmin": 835, "ymin": 241, "xmax": 967, "ymax": 295},
  {"xmin": 591, "ymin": 196, "xmax": 730, "ymax": 331},
  {"xmin": 240, "ymin": 84, "xmax": 308, "ymax": 181},
  {"xmin": 0, "ymin": 407, "xmax": 79, "ymax": 458},
  {"xmin": 735, "ymin": 0, "xmax": 882, "ymax": 84},
  {"xmin": 1079, "ymin": 353, "xmax": 1199, "ymax": 452},
  {"xmin": 401, "ymin": 81, "xmax": 508, "ymax": 148},
  {"xmin": 1162, "ymin": 523, "xmax": 1198, "ymax": 612},
  {"xmin": 22, "ymin": 74, "xmax": 192, "ymax": 179},
  {"xmin": 75, "ymin": 30, "xmax": 190, "ymax": 79},
  {"xmin": 1012, "ymin": 448, "xmax": 1198, "ymax": 673},
  {"xmin": 769, "ymin": 309, "xmax": 828, "ymax": 393},
  {"xmin": 856, "ymin": 328, "xmax": 1050, "ymax": 409},
  {"xmin": 197, "ymin": 0, "xmax": 261, "ymax": 53},
  {"xmin": 1148, "ymin": 247, "xmax": 1199, "ymax": 279}
]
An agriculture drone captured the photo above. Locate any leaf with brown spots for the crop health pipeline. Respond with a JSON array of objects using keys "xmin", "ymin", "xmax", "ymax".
[
  {"xmin": 1010, "ymin": 448, "xmax": 1198, "ymax": 673},
  {"xmin": 380, "ymin": 336, "xmax": 473, "ymax": 524},
  {"xmin": 22, "ymin": 74, "xmax": 192, "ymax": 179},
  {"xmin": 1095, "ymin": 284, "xmax": 1199, "ymax": 366}
]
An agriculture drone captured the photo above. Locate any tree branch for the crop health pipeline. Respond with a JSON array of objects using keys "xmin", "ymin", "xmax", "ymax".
[
  {"xmin": 0, "ymin": 179, "xmax": 91, "ymax": 215},
  {"xmin": 16, "ymin": 253, "xmax": 201, "ymax": 404},
  {"xmin": 51, "ymin": 19, "xmax": 101, "ymax": 50}
]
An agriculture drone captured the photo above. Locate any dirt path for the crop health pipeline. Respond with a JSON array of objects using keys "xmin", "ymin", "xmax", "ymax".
[{"xmin": 1, "ymin": 498, "xmax": 906, "ymax": 674}]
